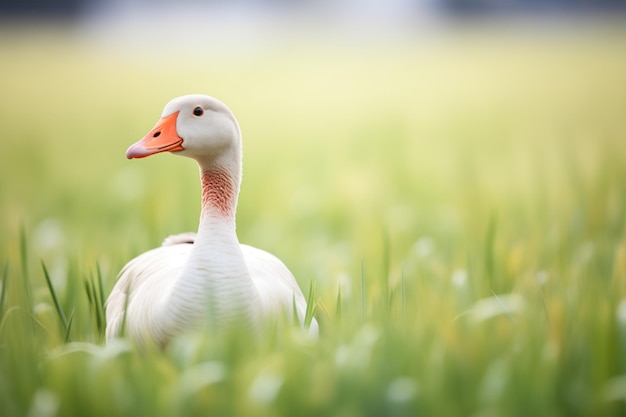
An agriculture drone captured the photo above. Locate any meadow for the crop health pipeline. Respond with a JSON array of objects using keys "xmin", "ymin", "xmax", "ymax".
[{"xmin": 1, "ymin": 18, "xmax": 626, "ymax": 416}]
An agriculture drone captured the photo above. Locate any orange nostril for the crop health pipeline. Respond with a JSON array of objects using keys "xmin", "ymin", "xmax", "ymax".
[{"xmin": 153, "ymin": 131, "xmax": 161, "ymax": 138}]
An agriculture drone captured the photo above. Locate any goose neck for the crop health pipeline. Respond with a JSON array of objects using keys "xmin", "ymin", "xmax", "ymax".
[{"xmin": 199, "ymin": 168, "xmax": 238, "ymax": 224}]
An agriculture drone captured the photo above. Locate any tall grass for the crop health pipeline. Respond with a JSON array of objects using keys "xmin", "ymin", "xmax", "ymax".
[{"xmin": 1, "ymin": 21, "xmax": 626, "ymax": 416}]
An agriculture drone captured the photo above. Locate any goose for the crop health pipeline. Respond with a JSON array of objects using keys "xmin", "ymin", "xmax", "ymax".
[{"xmin": 105, "ymin": 94, "xmax": 318, "ymax": 347}]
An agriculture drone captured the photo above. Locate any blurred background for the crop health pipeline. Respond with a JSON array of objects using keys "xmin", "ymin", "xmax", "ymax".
[
  {"xmin": 1, "ymin": 0, "xmax": 625, "ymax": 292},
  {"xmin": 1, "ymin": 3, "xmax": 626, "ymax": 415},
  {"xmin": 2, "ymin": 0, "xmax": 626, "ymax": 18}
]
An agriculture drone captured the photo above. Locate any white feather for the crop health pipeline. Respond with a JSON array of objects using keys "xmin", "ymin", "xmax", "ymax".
[{"xmin": 106, "ymin": 239, "xmax": 316, "ymax": 346}]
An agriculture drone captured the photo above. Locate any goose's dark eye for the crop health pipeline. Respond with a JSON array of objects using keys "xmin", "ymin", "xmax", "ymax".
[{"xmin": 193, "ymin": 106, "xmax": 204, "ymax": 116}]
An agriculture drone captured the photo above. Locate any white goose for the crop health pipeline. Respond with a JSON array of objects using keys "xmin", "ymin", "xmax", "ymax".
[{"xmin": 105, "ymin": 94, "xmax": 318, "ymax": 347}]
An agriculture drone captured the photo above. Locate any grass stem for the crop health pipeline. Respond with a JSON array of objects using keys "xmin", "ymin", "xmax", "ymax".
[{"xmin": 41, "ymin": 260, "xmax": 69, "ymax": 333}]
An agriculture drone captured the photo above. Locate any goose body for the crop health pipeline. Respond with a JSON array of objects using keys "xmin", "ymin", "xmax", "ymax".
[{"xmin": 105, "ymin": 95, "xmax": 318, "ymax": 347}]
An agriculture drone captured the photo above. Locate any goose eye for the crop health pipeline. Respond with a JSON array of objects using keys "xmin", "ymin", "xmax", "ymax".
[{"xmin": 193, "ymin": 106, "xmax": 204, "ymax": 116}]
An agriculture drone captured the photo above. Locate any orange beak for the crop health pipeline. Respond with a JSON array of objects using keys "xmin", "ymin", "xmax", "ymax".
[{"xmin": 126, "ymin": 111, "xmax": 185, "ymax": 159}]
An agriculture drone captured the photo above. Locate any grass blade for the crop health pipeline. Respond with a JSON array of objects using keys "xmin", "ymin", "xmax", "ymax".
[
  {"xmin": 0, "ymin": 260, "xmax": 8, "ymax": 319},
  {"xmin": 361, "ymin": 259, "xmax": 366, "ymax": 321},
  {"xmin": 383, "ymin": 231, "xmax": 391, "ymax": 311},
  {"xmin": 64, "ymin": 311, "xmax": 74, "ymax": 343},
  {"xmin": 19, "ymin": 224, "xmax": 28, "ymax": 279},
  {"xmin": 96, "ymin": 262, "xmax": 106, "ymax": 312},
  {"xmin": 335, "ymin": 285, "xmax": 342, "ymax": 320},
  {"xmin": 119, "ymin": 284, "xmax": 131, "ymax": 338},
  {"xmin": 292, "ymin": 294, "xmax": 299, "ymax": 326},
  {"xmin": 485, "ymin": 213, "xmax": 497, "ymax": 292},
  {"xmin": 304, "ymin": 280, "xmax": 317, "ymax": 328},
  {"xmin": 41, "ymin": 260, "xmax": 68, "ymax": 332},
  {"xmin": 84, "ymin": 275, "xmax": 105, "ymax": 334},
  {"xmin": 19, "ymin": 224, "xmax": 33, "ymax": 311},
  {"xmin": 83, "ymin": 279, "xmax": 93, "ymax": 305},
  {"xmin": 89, "ymin": 281, "xmax": 101, "ymax": 330},
  {"xmin": 401, "ymin": 263, "xmax": 406, "ymax": 322}
]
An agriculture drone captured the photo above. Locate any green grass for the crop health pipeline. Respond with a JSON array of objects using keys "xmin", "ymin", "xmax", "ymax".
[{"xmin": 1, "ymin": 20, "xmax": 626, "ymax": 416}]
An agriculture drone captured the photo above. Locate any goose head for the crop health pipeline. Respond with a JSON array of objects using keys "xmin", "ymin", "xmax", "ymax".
[{"xmin": 126, "ymin": 95, "xmax": 241, "ymax": 167}]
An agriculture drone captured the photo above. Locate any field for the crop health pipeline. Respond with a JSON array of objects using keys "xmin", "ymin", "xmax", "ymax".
[{"xmin": 1, "ymin": 18, "xmax": 626, "ymax": 416}]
